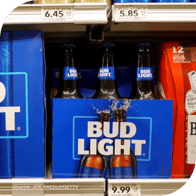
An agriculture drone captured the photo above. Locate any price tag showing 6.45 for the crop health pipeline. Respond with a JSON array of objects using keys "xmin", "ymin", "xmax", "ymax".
[
  {"xmin": 117, "ymin": 6, "xmax": 147, "ymax": 21},
  {"xmin": 42, "ymin": 8, "xmax": 73, "ymax": 22},
  {"xmin": 109, "ymin": 184, "xmax": 141, "ymax": 196}
]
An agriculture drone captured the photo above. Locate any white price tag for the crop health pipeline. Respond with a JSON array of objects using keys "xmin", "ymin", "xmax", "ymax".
[
  {"xmin": 187, "ymin": 115, "xmax": 196, "ymax": 164},
  {"xmin": 188, "ymin": 71, "xmax": 196, "ymax": 90},
  {"xmin": 109, "ymin": 184, "xmax": 141, "ymax": 196},
  {"xmin": 42, "ymin": 8, "xmax": 73, "ymax": 22},
  {"xmin": 116, "ymin": 6, "xmax": 147, "ymax": 21}
]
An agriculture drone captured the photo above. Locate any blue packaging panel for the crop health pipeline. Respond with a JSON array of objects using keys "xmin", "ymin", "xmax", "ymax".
[
  {"xmin": 12, "ymin": 31, "xmax": 45, "ymax": 177},
  {"xmin": 0, "ymin": 73, "xmax": 28, "ymax": 139},
  {"xmin": 78, "ymin": 166, "xmax": 104, "ymax": 178},
  {"xmin": 113, "ymin": 0, "xmax": 151, "ymax": 2},
  {"xmin": 0, "ymin": 32, "xmax": 14, "ymax": 178},
  {"xmin": 110, "ymin": 166, "xmax": 135, "ymax": 179},
  {"xmin": 0, "ymin": 31, "xmax": 45, "ymax": 178},
  {"xmin": 153, "ymin": 0, "xmax": 189, "ymax": 2},
  {"xmin": 153, "ymin": 0, "xmax": 171, "ymax": 2},
  {"xmin": 52, "ymin": 99, "xmax": 173, "ymax": 179},
  {"xmin": 171, "ymin": 0, "xmax": 189, "ymax": 2}
]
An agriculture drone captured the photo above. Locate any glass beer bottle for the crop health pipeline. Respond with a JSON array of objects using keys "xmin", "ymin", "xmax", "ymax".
[
  {"xmin": 56, "ymin": 43, "xmax": 81, "ymax": 99},
  {"xmin": 132, "ymin": 43, "xmax": 158, "ymax": 100},
  {"xmin": 77, "ymin": 112, "xmax": 110, "ymax": 178},
  {"xmin": 109, "ymin": 109, "xmax": 138, "ymax": 179},
  {"xmin": 93, "ymin": 43, "xmax": 120, "ymax": 99}
]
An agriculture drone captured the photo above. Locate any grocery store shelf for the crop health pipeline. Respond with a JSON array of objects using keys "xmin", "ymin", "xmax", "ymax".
[
  {"xmin": 4, "ymin": 3, "xmax": 108, "ymax": 25},
  {"xmin": 108, "ymin": 179, "xmax": 188, "ymax": 196},
  {"xmin": 110, "ymin": 3, "xmax": 196, "ymax": 33},
  {"xmin": 112, "ymin": 3, "xmax": 196, "ymax": 23},
  {"xmin": 74, "ymin": 3, "xmax": 108, "ymax": 24},
  {"xmin": 0, "ymin": 178, "xmax": 105, "ymax": 196},
  {"xmin": 0, "ymin": 178, "xmax": 189, "ymax": 196}
]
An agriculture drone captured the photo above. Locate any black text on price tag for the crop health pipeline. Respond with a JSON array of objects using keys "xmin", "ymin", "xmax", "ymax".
[
  {"xmin": 109, "ymin": 184, "xmax": 141, "ymax": 196},
  {"xmin": 44, "ymin": 10, "xmax": 64, "ymax": 18},
  {"xmin": 42, "ymin": 9, "xmax": 73, "ymax": 22},
  {"xmin": 117, "ymin": 7, "xmax": 147, "ymax": 21},
  {"xmin": 112, "ymin": 186, "xmax": 131, "ymax": 194},
  {"xmin": 119, "ymin": 9, "xmax": 139, "ymax": 17}
]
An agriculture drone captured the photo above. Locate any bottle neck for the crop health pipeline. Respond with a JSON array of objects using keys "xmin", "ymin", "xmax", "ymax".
[
  {"xmin": 63, "ymin": 52, "xmax": 74, "ymax": 68},
  {"xmin": 114, "ymin": 110, "xmax": 126, "ymax": 140},
  {"xmin": 137, "ymin": 47, "xmax": 151, "ymax": 68}
]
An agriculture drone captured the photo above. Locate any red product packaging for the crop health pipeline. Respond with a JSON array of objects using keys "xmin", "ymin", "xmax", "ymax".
[{"xmin": 158, "ymin": 42, "xmax": 196, "ymax": 178}]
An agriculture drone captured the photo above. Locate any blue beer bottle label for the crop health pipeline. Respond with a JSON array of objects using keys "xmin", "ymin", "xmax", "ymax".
[
  {"xmin": 98, "ymin": 66, "xmax": 115, "ymax": 80},
  {"xmin": 110, "ymin": 166, "xmax": 135, "ymax": 179},
  {"xmin": 79, "ymin": 166, "xmax": 104, "ymax": 178},
  {"xmin": 136, "ymin": 67, "xmax": 153, "ymax": 81},
  {"xmin": 63, "ymin": 67, "xmax": 77, "ymax": 80},
  {"xmin": 153, "ymin": 0, "xmax": 171, "ymax": 2}
]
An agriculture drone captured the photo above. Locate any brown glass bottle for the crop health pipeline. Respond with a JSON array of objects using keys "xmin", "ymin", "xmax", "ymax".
[
  {"xmin": 132, "ymin": 43, "xmax": 158, "ymax": 100},
  {"xmin": 77, "ymin": 112, "xmax": 110, "ymax": 178},
  {"xmin": 109, "ymin": 109, "xmax": 138, "ymax": 179},
  {"xmin": 93, "ymin": 43, "xmax": 120, "ymax": 99},
  {"xmin": 57, "ymin": 44, "xmax": 81, "ymax": 99}
]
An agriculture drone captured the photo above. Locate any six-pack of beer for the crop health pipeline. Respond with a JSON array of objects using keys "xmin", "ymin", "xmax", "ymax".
[
  {"xmin": 51, "ymin": 43, "xmax": 173, "ymax": 179},
  {"xmin": 0, "ymin": 30, "xmax": 195, "ymax": 179}
]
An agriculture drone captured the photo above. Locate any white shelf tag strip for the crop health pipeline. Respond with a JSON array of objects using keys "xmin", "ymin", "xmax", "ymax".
[
  {"xmin": 115, "ymin": 5, "xmax": 147, "ymax": 21},
  {"xmin": 108, "ymin": 183, "xmax": 141, "ymax": 196},
  {"xmin": 12, "ymin": 181, "xmax": 104, "ymax": 196},
  {"xmin": 41, "ymin": 7, "xmax": 74, "ymax": 22},
  {"xmin": 12, "ymin": 183, "xmax": 44, "ymax": 196}
]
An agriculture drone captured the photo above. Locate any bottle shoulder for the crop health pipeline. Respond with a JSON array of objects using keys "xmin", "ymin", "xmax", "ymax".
[
  {"xmin": 110, "ymin": 154, "xmax": 136, "ymax": 167},
  {"xmin": 133, "ymin": 91, "xmax": 158, "ymax": 100},
  {"xmin": 82, "ymin": 155, "xmax": 106, "ymax": 170},
  {"xmin": 93, "ymin": 93, "xmax": 119, "ymax": 99}
]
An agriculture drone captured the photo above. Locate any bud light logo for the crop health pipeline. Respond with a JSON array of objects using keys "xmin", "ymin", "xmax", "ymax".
[
  {"xmin": 63, "ymin": 67, "xmax": 77, "ymax": 80},
  {"xmin": 137, "ymin": 68, "xmax": 153, "ymax": 81},
  {"xmin": 0, "ymin": 73, "xmax": 29, "ymax": 139},
  {"xmin": 98, "ymin": 66, "xmax": 115, "ymax": 80},
  {"xmin": 73, "ymin": 116, "xmax": 152, "ymax": 162}
]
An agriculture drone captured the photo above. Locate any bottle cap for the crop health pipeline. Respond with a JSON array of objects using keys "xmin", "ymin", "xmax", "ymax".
[
  {"xmin": 62, "ymin": 43, "xmax": 76, "ymax": 53},
  {"xmin": 113, "ymin": 109, "xmax": 126, "ymax": 121},
  {"xmin": 98, "ymin": 112, "xmax": 111, "ymax": 123},
  {"xmin": 101, "ymin": 43, "xmax": 115, "ymax": 53},
  {"xmin": 101, "ymin": 42, "xmax": 115, "ymax": 48},
  {"xmin": 61, "ymin": 43, "xmax": 76, "ymax": 48},
  {"xmin": 137, "ymin": 43, "xmax": 151, "ymax": 47}
]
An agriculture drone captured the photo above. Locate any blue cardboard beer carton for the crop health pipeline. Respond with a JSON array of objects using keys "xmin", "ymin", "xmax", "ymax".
[
  {"xmin": 52, "ymin": 99, "xmax": 173, "ymax": 178},
  {"xmin": 0, "ymin": 31, "xmax": 45, "ymax": 178}
]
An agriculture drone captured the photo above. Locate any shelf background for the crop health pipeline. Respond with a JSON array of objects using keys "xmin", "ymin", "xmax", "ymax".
[{"xmin": 0, "ymin": 2, "xmax": 196, "ymax": 196}]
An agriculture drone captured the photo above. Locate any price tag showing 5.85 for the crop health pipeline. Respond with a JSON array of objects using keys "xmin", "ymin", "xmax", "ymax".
[
  {"xmin": 117, "ymin": 6, "xmax": 147, "ymax": 21},
  {"xmin": 42, "ymin": 8, "xmax": 73, "ymax": 22},
  {"xmin": 109, "ymin": 184, "xmax": 141, "ymax": 196}
]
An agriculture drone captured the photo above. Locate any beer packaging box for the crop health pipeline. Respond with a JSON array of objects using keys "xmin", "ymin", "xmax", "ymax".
[
  {"xmin": 158, "ymin": 42, "xmax": 196, "ymax": 178},
  {"xmin": 0, "ymin": 31, "xmax": 45, "ymax": 178},
  {"xmin": 52, "ymin": 98, "xmax": 173, "ymax": 178}
]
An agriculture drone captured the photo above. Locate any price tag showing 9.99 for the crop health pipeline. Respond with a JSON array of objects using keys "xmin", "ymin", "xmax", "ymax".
[
  {"xmin": 117, "ymin": 7, "xmax": 147, "ymax": 21},
  {"xmin": 109, "ymin": 184, "xmax": 141, "ymax": 196}
]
